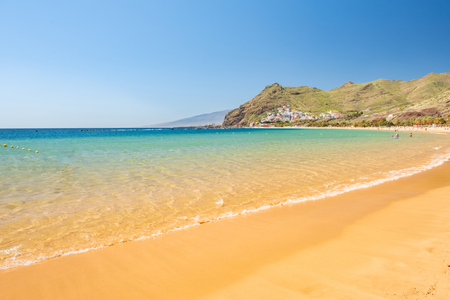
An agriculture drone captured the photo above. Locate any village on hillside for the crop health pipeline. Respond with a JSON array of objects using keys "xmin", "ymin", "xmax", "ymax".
[{"xmin": 258, "ymin": 105, "xmax": 344, "ymax": 127}]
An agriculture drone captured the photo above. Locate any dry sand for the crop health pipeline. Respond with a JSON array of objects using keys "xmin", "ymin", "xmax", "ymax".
[
  {"xmin": 346, "ymin": 126, "xmax": 450, "ymax": 134},
  {"xmin": 1, "ymin": 163, "xmax": 450, "ymax": 299}
]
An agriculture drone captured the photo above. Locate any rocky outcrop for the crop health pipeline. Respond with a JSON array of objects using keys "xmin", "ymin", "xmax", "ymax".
[
  {"xmin": 223, "ymin": 83, "xmax": 290, "ymax": 126},
  {"xmin": 398, "ymin": 108, "xmax": 441, "ymax": 122}
]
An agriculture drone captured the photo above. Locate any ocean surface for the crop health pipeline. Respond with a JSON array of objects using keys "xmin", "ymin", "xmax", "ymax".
[{"xmin": 1, "ymin": 128, "xmax": 450, "ymax": 269}]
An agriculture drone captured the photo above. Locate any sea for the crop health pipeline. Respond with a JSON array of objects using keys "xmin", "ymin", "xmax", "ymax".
[{"xmin": 1, "ymin": 127, "xmax": 450, "ymax": 269}]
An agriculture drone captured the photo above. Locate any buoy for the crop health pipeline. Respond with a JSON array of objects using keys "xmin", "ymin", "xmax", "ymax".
[
  {"xmin": 22, "ymin": 148, "xmax": 25, "ymax": 150},
  {"xmin": 11, "ymin": 145, "xmax": 13, "ymax": 148},
  {"xmin": 216, "ymin": 132, "xmax": 218, "ymax": 134},
  {"xmin": 28, "ymin": 149, "xmax": 31, "ymax": 151},
  {"xmin": 266, "ymin": 133, "xmax": 267, "ymax": 134},
  {"xmin": 35, "ymin": 151, "xmax": 39, "ymax": 153},
  {"xmin": 320, "ymin": 133, "xmax": 322, "ymax": 135},
  {"xmin": 3, "ymin": 144, "xmax": 6, "ymax": 147}
]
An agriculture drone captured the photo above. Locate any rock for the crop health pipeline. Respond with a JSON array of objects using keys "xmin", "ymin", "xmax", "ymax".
[{"xmin": 398, "ymin": 107, "xmax": 441, "ymax": 122}]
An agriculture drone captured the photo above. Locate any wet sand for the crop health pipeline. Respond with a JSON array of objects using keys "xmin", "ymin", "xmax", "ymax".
[{"xmin": 1, "ymin": 163, "xmax": 450, "ymax": 299}]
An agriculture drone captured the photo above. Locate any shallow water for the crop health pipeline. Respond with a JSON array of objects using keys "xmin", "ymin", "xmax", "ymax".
[{"xmin": 1, "ymin": 128, "xmax": 450, "ymax": 269}]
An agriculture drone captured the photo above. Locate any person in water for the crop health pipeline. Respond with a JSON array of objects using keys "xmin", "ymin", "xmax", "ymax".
[
  {"xmin": 394, "ymin": 133, "xmax": 399, "ymax": 138},
  {"xmin": 410, "ymin": 133, "xmax": 412, "ymax": 137}
]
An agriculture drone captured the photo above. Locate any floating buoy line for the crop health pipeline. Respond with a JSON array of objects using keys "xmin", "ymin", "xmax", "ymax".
[{"xmin": 2, "ymin": 144, "xmax": 38, "ymax": 153}]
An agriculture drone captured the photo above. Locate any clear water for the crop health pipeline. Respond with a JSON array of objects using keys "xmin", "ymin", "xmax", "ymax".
[{"xmin": 1, "ymin": 128, "xmax": 450, "ymax": 269}]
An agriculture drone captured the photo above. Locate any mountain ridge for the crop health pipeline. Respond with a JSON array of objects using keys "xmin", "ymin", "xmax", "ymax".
[
  {"xmin": 146, "ymin": 109, "xmax": 231, "ymax": 128},
  {"xmin": 223, "ymin": 72, "xmax": 450, "ymax": 126}
]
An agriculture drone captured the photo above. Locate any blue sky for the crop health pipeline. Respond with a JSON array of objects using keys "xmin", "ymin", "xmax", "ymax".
[{"xmin": 1, "ymin": 0, "xmax": 449, "ymax": 128}]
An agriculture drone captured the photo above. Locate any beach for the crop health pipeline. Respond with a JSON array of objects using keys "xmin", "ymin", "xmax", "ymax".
[
  {"xmin": 3, "ymin": 0, "xmax": 450, "ymax": 298},
  {"xmin": 3, "ymin": 128, "xmax": 449, "ymax": 271},
  {"xmin": 271, "ymin": 126, "xmax": 450, "ymax": 135},
  {"xmin": 1, "ymin": 146, "xmax": 450, "ymax": 299}
]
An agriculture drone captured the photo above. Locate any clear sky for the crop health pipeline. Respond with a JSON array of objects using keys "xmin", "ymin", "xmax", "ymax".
[{"xmin": 1, "ymin": 0, "xmax": 450, "ymax": 128}]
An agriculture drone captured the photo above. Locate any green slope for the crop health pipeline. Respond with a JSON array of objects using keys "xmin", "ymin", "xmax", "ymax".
[{"xmin": 223, "ymin": 72, "xmax": 450, "ymax": 126}]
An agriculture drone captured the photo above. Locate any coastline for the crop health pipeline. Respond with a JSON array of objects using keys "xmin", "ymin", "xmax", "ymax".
[
  {"xmin": 2, "ymin": 128, "xmax": 449, "ymax": 271},
  {"xmin": 1, "ymin": 159, "xmax": 450, "ymax": 298}
]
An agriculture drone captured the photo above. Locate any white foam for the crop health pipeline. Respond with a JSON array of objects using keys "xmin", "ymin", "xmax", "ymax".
[
  {"xmin": 191, "ymin": 151, "xmax": 450, "ymax": 222},
  {"xmin": 0, "ymin": 245, "xmax": 21, "ymax": 255}
]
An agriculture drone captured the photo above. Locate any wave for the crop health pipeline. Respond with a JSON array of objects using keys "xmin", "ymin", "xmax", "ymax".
[
  {"xmin": 207, "ymin": 150, "xmax": 450, "ymax": 220},
  {"xmin": 2, "ymin": 150, "xmax": 450, "ymax": 270}
]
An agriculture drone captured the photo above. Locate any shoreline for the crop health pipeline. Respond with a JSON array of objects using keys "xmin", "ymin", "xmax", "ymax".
[
  {"xmin": 2, "ymin": 135, "xmax": 450, "ymax": 272},
  {"xmin": 1, "ymin": 157, "xmax": 450, "ymax": 298},
  {"xmin": 251, "ymin": 125, "xmax": 450, "ymax": 134}
]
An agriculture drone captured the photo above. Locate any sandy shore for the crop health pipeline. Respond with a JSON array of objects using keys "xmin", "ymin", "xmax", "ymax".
[
  {"xmin": 339, "ymin": 126, "xmax": 450, "ymax": 134},
  {"xmin": 264, "ymin": 125, "xmax": 450, "ymax": 134},
  {"xmin": 1, "ymin": 163, "xmax": 450, "ymax": 299}
]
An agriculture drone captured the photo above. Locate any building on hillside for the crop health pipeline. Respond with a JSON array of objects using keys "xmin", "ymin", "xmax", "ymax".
[{"xmin": 329, "ymin": 112, "xmax": 344, "ymax": 118}]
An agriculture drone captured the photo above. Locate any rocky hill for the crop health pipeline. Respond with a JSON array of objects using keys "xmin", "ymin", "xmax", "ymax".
[{"xmin": 223, "ymin": 72, "xmax": 450, "ymax": 126}]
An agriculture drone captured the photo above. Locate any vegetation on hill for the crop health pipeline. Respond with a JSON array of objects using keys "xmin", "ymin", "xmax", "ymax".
[{"xmin": 223, "ymin": 72, "xmax": 450, "ymax": 126}]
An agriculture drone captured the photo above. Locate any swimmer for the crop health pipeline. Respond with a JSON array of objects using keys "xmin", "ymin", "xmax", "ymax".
[{"xmin": 410, "ymin": 133, "xmax": 412, "ymax": 137}]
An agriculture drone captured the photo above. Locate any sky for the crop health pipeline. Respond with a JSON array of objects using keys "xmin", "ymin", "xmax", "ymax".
[{"xmin": 1, "ymin": 0, "xmax": 450, "ymax": 128}]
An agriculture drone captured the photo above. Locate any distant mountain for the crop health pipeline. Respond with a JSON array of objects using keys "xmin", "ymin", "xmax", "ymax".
[
  {"xmin": 223, "ymin": 72, "xmax": 450, "ymax": 126},
  {"xmin": 146, "ymin": 110, "xmax": 231, "ymax": 128}
]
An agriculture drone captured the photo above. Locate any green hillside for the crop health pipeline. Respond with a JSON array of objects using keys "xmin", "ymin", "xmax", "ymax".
[{"xmin": 223, "ymin": 72, "xmax": 450, "ymax": 126}]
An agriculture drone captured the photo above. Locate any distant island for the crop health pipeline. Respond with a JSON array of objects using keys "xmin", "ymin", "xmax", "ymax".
[
  {"xmin": 224, "ymin": 72, "xmax": 450, "ymax": 128},
  {"xmin": 146, "ymin": 110, "xmax": 231, "ymax": 128}
]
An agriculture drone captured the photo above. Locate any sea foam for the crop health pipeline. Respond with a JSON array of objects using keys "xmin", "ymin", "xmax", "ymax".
[{"xmin": 2, "ymin": 150, "xmax": 450, "ymax": 270}]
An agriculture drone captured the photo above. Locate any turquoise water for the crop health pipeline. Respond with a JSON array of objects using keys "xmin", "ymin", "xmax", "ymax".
[{"xmin": 1, "ymin": 128, "xmax": 450, "ymax": 269}]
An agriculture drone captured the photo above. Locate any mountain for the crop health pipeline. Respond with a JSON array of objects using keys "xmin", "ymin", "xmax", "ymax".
[
  {"xmin": 223, "ymin": 72, "xmax": 450, "ymax": 126},
  {"xmin": 146, "ymin": 110, "xmax": 231, "ymax": 128}
]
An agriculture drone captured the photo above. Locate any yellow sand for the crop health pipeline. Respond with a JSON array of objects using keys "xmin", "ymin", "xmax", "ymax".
[
  {"xmin": 272, "ymin": 125, "xmax": 450, "ymax": 134},
  {"xmin": 1, "ymin": 163, "xmax": 450, "ymax": 299}
]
